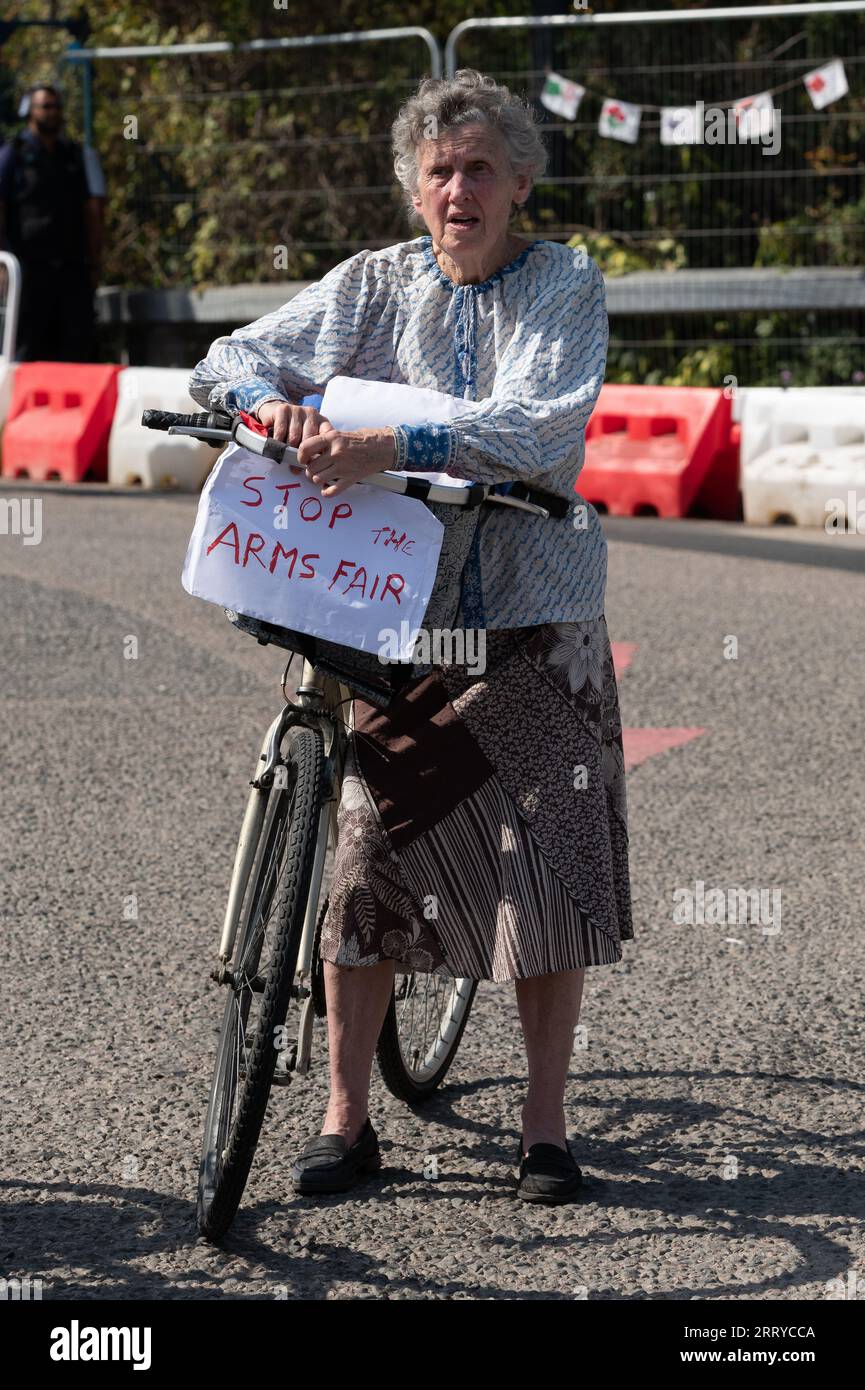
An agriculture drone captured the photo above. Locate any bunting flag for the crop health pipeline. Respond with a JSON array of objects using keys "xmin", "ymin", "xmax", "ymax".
[
  {"xmin": 538, "ymin": 55, "xmax": 852, "ymax": 146},
  {"xmin": 803, "ymin": 58, "xmax": 848, "ymax": 109},
  {"xmin": 660, "ymin": 105, "xmax": 699, "ymax": 146},
  {"xmin": 540, "ymin": 72, "xmax": 586, "ymax": 120},
  {"xmin": 598, "ymin": 98, "xmax": 642, "ymax": 144},
  {"xmin": 732, "ymin": 91, "xmax": 777, "ymax": 141}
]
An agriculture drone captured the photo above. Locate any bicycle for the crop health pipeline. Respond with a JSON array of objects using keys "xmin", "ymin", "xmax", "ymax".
[{"xmin": 143, "ymin": 404, "xmax": 562, "ymax": 1241}]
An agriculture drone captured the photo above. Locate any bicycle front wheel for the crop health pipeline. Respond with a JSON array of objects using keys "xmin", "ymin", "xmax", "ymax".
[
  {"xmin": 376, "ymin": 972, "xmax": 477, "ymax": 1104},
  {"xmin": 197, "ymin": 725, "xmax": 324, "ymax": 1241}
]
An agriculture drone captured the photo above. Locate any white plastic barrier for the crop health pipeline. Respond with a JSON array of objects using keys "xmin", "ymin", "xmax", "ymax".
[
  {"xmin": 0, "ymin": 359, "xmax": 15, "ymax": 434},
  {"xmin": 734, "ymin": 387, "xmax": 865, "ymax": 464},
  {"xmin": 0, "ymin": 251, "xmax": 21, "ymax": 437},
  {"xmin": 108, "ymin": 367, "xmax": 218, "ymax": 490},
  {"xmin": 738, "ymin": 388, "xmax": 865, "ymax": 528}
]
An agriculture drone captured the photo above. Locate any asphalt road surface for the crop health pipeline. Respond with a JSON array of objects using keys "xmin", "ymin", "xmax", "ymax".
[{"xmin": 2, "ymin": 492, "xmax": 864, "ymax": 1301}]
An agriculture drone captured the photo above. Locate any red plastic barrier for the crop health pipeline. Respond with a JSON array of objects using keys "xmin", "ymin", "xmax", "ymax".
[
  {"xmin": 1, "ymin": 363, "xmax": 122, "ymax": 483},
  {"xmin": 580, "ymin": 385, "xmax": 741, "ymax": 520},
  {"xmin": 688, "ymin": 419, "xmax": 742, "ymax": 522}
]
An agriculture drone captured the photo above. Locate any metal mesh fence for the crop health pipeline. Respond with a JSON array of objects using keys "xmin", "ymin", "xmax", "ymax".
[
  {"xmin": 454, "ymin": 6, "xmax": 865, "ymax": 385},
  {"xmin": 604, "ymin": 307, "xmax": 865, "ymax": 387},
  {"xmin": 452, "ymin": 8, "xmax": 865, "ymax": 271},
  {"xmin": 3, "ymin": 7, "xmax": 863, "ymax": 384},
  {"xmin": 77, "ymin": 38, "xmax": 435, "ymax": 287}
]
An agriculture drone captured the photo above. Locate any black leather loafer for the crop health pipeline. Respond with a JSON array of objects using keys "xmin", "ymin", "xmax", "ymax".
[
  {"xmin": 515, "ymin": 1134, "xmax": 583, "ymax": 1203},
  {"xmin": 291, "ymin": 1118, "xmax": 382, "ymax": 1195}
]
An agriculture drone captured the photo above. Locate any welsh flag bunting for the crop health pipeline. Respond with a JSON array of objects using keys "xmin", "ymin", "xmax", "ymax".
[
  {"xmin": 803, "ymin": 58, "xmax": 848, "ymax": 110},
  {"xmin": 534, "ymin": 58, "xmax": 850, "ymax": 146},
  {"xmin": 660, "ymin": 105, "xmax": 699, "ymax": 146},
  {"xmin": 598, "ymin": 97, "xmax": 641, "ymax": 144},
  {"xmin": 732, "ymin": 91, "xmax": 777, "ymax": 141},
  {"xmin": 540, "ymin": 72, "xmax": 586, "ymax": 121}
]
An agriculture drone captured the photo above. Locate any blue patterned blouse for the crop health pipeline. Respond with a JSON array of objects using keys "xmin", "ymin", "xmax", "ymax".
[{"xmin": 188, "ymin": 235, "xmax": 609, "ymax": 629}]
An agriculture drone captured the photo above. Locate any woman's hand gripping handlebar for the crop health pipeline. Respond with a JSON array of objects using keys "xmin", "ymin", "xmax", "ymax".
[
  {"xmin": 256, "ymin": 399, "xmax": 400, "ymax": 500},
  {"xmin": 140, "ymin": 406, "xmax": 558, "ymax": 518}
]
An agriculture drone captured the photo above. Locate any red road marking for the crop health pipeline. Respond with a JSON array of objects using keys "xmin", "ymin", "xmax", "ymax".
[
  {"xmin": 612, "ymin": 642, "xmax": 706, "ymax": 772},
  {"xmin": 611, "ymin": 641, "xmax": 637, "ymax": 678},
  {"xmin": 614, "ymin": 642, "xmax": 639, "ymax": 681},
  {"xmin": 623, "ymin": 726, "xmax": 705, "ymax": 772}
]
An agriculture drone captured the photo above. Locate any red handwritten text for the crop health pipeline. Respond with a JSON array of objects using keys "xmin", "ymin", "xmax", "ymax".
[
  {"xmin": 205, "ymin": 524, "xmax": 405, "ymax": 604},
  {"xmin": 240, "ymin": 477, "xmax": 352, "ymax": 529}
]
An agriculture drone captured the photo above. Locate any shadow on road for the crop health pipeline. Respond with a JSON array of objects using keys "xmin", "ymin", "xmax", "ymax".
[{"xmin": 3, "ymin": 1065, "xmax": 860, "ymax": 1300}]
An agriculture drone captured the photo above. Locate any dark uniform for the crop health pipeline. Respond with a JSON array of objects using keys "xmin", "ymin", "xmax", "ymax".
[{"xmin": 0, "ymin": 129, "xmax": 102, "ymax": 361}]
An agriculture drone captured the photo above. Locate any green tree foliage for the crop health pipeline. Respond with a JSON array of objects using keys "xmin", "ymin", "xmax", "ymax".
[{"xmin": 2, "ymin": 1, "xmax": 862, "ymax": 384}]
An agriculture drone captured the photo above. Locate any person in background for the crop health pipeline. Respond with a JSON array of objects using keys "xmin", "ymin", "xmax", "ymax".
[{"xmin": 0, "ymin": 84, "xmax": 106, "ymax": 361}]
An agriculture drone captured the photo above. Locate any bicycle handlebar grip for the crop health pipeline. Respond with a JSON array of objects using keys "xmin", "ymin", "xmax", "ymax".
[{"xmin": 141, "ymin": 409, "xmax": 232, "ymax": 431}]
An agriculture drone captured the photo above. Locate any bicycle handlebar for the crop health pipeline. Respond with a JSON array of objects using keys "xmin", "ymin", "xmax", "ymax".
[
  {"xmin": 140, "ymin": 408, "xmax": 562, "ymax": 519},
  {"xmin": 141, "ymin": 409, "xmax": 233, "ymax": 433}
]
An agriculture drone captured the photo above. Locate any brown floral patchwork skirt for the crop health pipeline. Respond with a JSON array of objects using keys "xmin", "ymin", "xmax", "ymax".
[{"xmin": 318, "ymin": 616, "xmax": 633, "ymax": 983}]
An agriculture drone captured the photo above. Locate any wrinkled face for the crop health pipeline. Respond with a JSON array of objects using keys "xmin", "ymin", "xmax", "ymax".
[{"xmin": 411, "ymin": 123, "xmax": 532, "ymax": 257}]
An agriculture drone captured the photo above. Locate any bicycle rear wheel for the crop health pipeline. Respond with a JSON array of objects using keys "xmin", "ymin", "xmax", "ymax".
[
  {"xmin": 376, "ymin": 972, "xmax": 477, "ymax": 1104},
  {"xmin": 197, "ymin": 725, "xmax": 323, "ymax": 1241}
]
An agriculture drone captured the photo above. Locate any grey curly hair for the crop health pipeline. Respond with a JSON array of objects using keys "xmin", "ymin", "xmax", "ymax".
[{"xmin": 391, "ymin": 68, "xmax": 549, "ymax": 229}]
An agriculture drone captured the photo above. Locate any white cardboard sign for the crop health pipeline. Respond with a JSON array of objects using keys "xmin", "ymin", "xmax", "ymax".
[{"xmin": 182, "ymin": 441, "xmax": 444, "ymax": 659}]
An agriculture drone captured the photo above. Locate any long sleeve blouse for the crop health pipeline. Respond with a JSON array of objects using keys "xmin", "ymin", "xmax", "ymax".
[{"xmin": 188, "ymin": 235, "xmax": 609, "ymax": 628}]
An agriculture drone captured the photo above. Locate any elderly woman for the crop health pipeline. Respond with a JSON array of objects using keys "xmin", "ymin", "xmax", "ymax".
[{"xmin": 189, "ymin": 69, "xmax": 632, "ymax": 1204}]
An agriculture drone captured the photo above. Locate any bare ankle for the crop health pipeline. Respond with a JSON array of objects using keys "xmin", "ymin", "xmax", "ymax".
[
  {"xmin": 322, "ymin": 1103, "xmax": 368, "ymax": 1145},
  {"xmin": 520, "ymin": 1102, "xmax": 567, "ymax": 1152}
]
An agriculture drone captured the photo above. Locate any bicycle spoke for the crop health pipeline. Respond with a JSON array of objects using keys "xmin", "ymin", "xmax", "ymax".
[{"xmin": 382, "ymin": 964, "xmax": 476, "ymax": 1096}]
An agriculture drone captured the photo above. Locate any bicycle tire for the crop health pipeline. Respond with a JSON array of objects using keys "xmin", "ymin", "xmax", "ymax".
[
  {"xmin": 376, "ymin": 973, "xmax": 478, "ymax": 1104},
  {"xmin": 196, "ymin": 725, "xmax": 324, "ymax": 1241}
]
